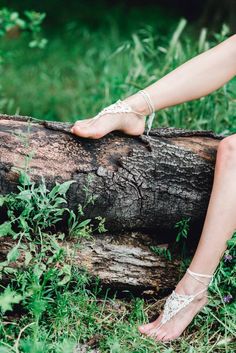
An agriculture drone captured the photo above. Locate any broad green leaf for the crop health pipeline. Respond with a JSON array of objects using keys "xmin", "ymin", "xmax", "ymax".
[
  {"xmin": 58, "ymin": 264, "xmax": 72, "ymax": 285},
  {"xmin": 77, "ymin": 219, "xmax": 91, "ymax": 228},
  {"xmin": 58, "ymin": 275, "xmax": 71, "ymax": 286},
  {"xmin": 68, "ymin": 210, "xmax": 76, "ymax": 222},
  {"xmin": 48, "ymin": 183, "xmax": 61, "ymax": 198},
  {"xmin": 16, "ymin": 189, "xmax": 32, "ymax": 200},
  {"xmin": 7, "ymin": 245, "xmax": 20, "ymax": 262},
  {"xmin": 0, "ymin": 287, "xmax": 22, "ymax": 313},
  {"xmin": 33, "ymin": 263, "xmax": 46, "ymax": 279},
  {"xmin": 19, "ymin": 171, "xmax": 31, "ymax": 186},
  {"xmin": 0, "ymin": 196, "xmax": 5, "ymax": 207},
  {"xmin": 24, "ymin": 251, "xmax": 32, "ymax": 266},
  {"xmin": 54, "ymin": 197, "xmax": 67, "ymax": 205},
  {"xmin": 56, "ymin": 180, "xmax": 75, "ymax": 196},
  {"xmin": 0, "ymin": 222, "xmax": 15, "ymax": 237},
  {"xmin": 3, "ymin": 267, "xmax": 17, "ymax": 274},
  {"xmin": 19, "ymin": 216, "xmax": 29, "ymax": 231}
]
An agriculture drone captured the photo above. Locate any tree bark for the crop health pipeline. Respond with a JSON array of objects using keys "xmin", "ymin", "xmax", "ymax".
[
  {"xmin": 0, "ymin": 114, "xmax": 225, "ymax": 295},
  {"xmin": 0, "ymin": 114, "xmax": 224, "ymax": 236},
  {"xmin": 0, "ymin": 232, "xmax": 181, "ymax": 297}
]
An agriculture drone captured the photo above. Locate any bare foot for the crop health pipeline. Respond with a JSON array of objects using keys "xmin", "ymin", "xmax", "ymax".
[
  {"xmin": 138, "ymin": 273, "xmax": 209, "ymax": 342},
  {"xmin": 71, "ymin": 95, "xmax": 149, "ymax": 139}
]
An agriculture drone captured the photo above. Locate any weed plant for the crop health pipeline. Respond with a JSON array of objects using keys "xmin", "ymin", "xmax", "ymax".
[{"xmin": 0, "ymin": 170, "xmax": 235, "ymax": 352}]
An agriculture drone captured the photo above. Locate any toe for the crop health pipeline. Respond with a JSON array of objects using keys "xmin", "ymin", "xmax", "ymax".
[
  {"xmin": 71, "ymin": 125, "xmax": 90, "ymax": 137},
  {"xmin": 154, "ymin": 329, "xmax": 167, "ymax": 341},
  {"xmin": 162, "ymin": 335, "xmax": 172, "ymax": 343},
  {"xmin": 138, "ymin": 322, "xmax": 155, "ymax": 334},
  {"xmin": 146, "ymin": 328, "xmax": 156, "ymax": 338},
  {"xmin": 147, "ymin": 326, "xmax": 165, "ymax": 341},
  {"xmin": 71, "ymin": 125, "xmax": 104, "ymax": 139},
  {"xmin": 138, "ymin": 325, "xmax": 146, "ymax": 334},
  {"xmin": 138, "ymin": 317, "xmax": 161, "ymax": 335},
  {"xmin": 162, "ymin": 329, "xmax": 181, "ymax": 343}
]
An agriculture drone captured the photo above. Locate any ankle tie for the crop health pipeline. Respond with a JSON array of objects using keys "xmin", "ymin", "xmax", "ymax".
[
  {"xmin": 138, "ymin": 90, "xmax": 156, "ymax": 135},
  {"xmin": 187, "ymin": 268, "xmax": 214, "ymax": 286}
]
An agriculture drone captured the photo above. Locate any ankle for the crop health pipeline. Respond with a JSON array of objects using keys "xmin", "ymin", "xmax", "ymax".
[
  {"xmin": 123, "ymin": 93, "xmax": 150, "ymax": 117},
  {"xmin": 175, "ymin": 273, "xmax": 209, "ymax": 299}
]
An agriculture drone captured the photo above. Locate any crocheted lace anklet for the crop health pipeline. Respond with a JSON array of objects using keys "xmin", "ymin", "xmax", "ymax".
[
  {"xmin": 92, "ymin": 90, "xmax": 156, "ymax": 135},
  {"xmin": 156, "ymin": 267, "xmax": 214, "ymax": 330}
]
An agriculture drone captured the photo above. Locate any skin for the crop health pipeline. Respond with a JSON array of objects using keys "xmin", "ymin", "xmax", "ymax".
[{"xmin": 71, "ymin": 34, "xmax": 236, "ymax": 341}]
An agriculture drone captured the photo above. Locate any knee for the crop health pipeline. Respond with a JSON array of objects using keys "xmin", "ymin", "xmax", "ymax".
[{"xmin": 217, "ymin": 135, "xmax": 236, "ymax": 164}]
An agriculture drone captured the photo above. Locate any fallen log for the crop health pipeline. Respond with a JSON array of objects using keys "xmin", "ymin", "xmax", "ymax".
[
  {"xmin": 0, "ymin": 114, "xmax": 225, "ymax": 295},
  {"xmin": 0, "ymin": 114, "xmax": 224, "ymax": 235},
  {"xmin": 0, "ymin": 232, "xmax": 181, "ymax": 297}
]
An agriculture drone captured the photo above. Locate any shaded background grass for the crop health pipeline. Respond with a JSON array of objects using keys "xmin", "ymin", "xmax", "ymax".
[{"xmin": 0, "ymin": 1, "xmax": 236, "ymax": 134}]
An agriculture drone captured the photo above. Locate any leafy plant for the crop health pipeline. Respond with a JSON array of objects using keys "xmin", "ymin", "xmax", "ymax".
[
  {"xmin": 0, "ymin": 170, "xmax": 106, "ymax": 312},
  {"xmin": 0, "ymin": 287, "xmax": 22, "ymax": 314},
  {"xmin": 67, "ymin": 174, "xmax": 107, "ymax": 238},
  {"xmin": 174, "ymin": 217, "xmax": 191, "ymax": 243},
  {"xmin": 0, "ymin": 8, "xmax": 47, "ymax": 49},
  {"xmin": 150, "ymin": 245, "xmax": 172, "ymax": 261}
]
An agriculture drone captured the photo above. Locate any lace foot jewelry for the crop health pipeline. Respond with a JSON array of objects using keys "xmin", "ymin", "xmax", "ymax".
[
  {"xmin": 155, "ymin": 267, "xmax": 214, "ymax": 330},
  {"xmin": 92, "ymin": 90, "xmax": 156, "ymax": 136},
  {"xmin": 92, "ymin": 99, "xmax": 145, "ymax": 121},
  {"xmin": 137, "ymin": 90, "xmax": 156, "ymax": 135}
]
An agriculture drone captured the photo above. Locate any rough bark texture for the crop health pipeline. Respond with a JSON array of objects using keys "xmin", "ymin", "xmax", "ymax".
[
  {"xmin": 0, "ymin": 232, "xmax": 180, "ymax": 297},
  {"xmin": 0, "ymin": 114, "xmax": 225, "ymax": 295},
  {"xmin": 0, "ymin": 114, "xmax": 224, "ymax": 237}
]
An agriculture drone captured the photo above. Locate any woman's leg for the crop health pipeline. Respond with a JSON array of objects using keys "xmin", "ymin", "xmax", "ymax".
[
  {"xmin": 138, "ymin": 134, "xmax": 236, "ymax": 341},
  {"xmin": 71, "ymin": 34, "xmax": 236, "ymax": 139}
]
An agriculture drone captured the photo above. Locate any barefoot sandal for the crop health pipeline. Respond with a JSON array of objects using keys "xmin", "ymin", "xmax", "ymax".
[
  {"xmin": 137, "ymin": 90, "xmax": 156, "ymax": 135},
  {"xmin": 156, "ymin": 267, "xmax": 214, "ymax": 330},
  {"xmin": 93, "ymin": 90, "xmax": 156, "ymax": 136}
]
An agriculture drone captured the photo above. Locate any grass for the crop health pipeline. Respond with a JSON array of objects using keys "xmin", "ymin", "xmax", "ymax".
[
  {"xmin": 0, "ymin": 6, "xmax": 236, "ymax": 353},
  {"xmin": 0, "ymin": 18, "xmax": 236, "ymax": 134},
  {"xmin": 0, "ymin": 170, "xmax": 235, "ymax": 353}
]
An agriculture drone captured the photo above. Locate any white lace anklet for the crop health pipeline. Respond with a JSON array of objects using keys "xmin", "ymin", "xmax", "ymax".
[
  {"xmin": 93, "ymin": 99, "xmax": 145, "ymax": 121},
  {"xmin": 92, "ymin": 91, "xmax": 156, "ymax": 136},
  {"xmin": 187, "ymin": 268, "xmax": 214, "ymax": 286},
  {"xmin": 156, "ymin": 267, "xmax": 213, "ymax": 329},
  {"xmin": 137, "ymin": 90, "xmax": 156, "ymax": 135}
]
